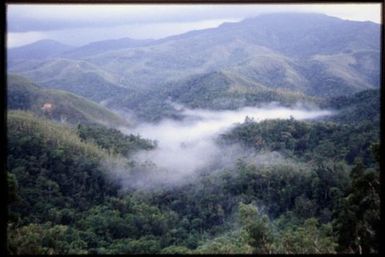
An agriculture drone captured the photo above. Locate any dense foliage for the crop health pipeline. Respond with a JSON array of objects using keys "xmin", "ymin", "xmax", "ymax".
[
  {"xmin": 7, "ymin": 74, "xmax": 125, "ymax": 126},
  {"xmin": 77, "ymin": 124, "xmax": 156, "ymax": 157},
  {"xmin": 113, "ymin": 72, "xmax": 319, "ymax": 122},
  {"xmin": 6, "ymin": 12, "xmax": 381, "ymax": 254},
  {"xmin": 221, "ymin": 116, "xmax": 379, "ymax": 166},
  {"xmin": 7, "ymin": 98, "xmax": 380, "ymax": 254}
]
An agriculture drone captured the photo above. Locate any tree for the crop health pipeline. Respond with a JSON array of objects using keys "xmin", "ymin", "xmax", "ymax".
[
  {"xmin": 239, "ymin": 203, "xmax": 273, "ymax": 254},
  {"xmin": 7, "ymin": 172, "xmax": 18, "ymax": 204},
  {"xmin": 161, "ymin": 245, "xmax": 192, "ymax": 254},
  {"xmin": 334, "ymin": 160, "xmax": 380, "ymax": 253},
  {"xmin": 273, "ymin": 218, "xmax": 337, "ymax": 254}
]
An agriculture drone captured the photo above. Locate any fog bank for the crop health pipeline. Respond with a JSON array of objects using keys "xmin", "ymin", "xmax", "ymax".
[{"xmin": 116, "ymin": 104, "xmax": 333, "ymax": 188}]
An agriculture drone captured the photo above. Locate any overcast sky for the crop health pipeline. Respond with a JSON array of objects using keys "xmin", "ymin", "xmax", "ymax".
[{"xmin": 7, "ymin": 3, "xmax": 381, "ymax": 48}]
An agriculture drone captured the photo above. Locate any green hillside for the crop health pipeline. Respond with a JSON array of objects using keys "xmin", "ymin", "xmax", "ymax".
[
  {"xmin": 113, "ymin": 71, "xmax": 319, "ymax": 122},
  {"xmin": 321, "ymin": 89, "xmax": 380, "ymax": 124},
  {"xmin": 165, "ymin": 71, "xmax": 317, "ymax": 109},
  {"xmin": 6, "ymin": 11, "xmax": 381, "ymax": 255},
  {"xmin": 7, "ymin": 110, "xmax": 380, "ymax": 254},
  {"xmin": 7, "ymin": 111, "xmax": 117, "ymax": 254},
  {"xmin": 7, "ymin": 74, "xmax": 126, "ymax": 126},
  {"xmin": 7, "ymin": 110, "xmax": 164, "ymax": 254},
  {"xmin": 8, "ymin": 13, "xmax": 380, "ymax": 110}
]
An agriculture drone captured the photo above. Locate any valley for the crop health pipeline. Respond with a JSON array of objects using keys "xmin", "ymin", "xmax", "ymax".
[{"xmin": 6, "ymin": 10, "xmax": 381, "ymax": 254}]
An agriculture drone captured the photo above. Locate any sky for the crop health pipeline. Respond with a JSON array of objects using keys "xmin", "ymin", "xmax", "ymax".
[{"xmin": 7, "ymin": 3, "xmax": 382, "ymax": 48}]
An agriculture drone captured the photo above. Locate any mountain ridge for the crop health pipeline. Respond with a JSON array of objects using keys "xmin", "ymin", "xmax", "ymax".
[
  {"xmin": 7, "ymin": 74, "xmax": 127, "ymax": 126},
  {"xmin": 8, "ymin": 40, "xmax": 74, "ymax": 64},
  {"xmin": 7, "ymin": 12, "xmax": 380, "ymax": 119}
]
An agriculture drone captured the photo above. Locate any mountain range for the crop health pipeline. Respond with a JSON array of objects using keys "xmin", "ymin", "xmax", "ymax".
[
  {"xmin": 6, "ymin": 11, "xmax": 381, "ymax": 255},
  {"xmin": 7, "ymin": 13, "xmax": 380, "ymax": 121}
]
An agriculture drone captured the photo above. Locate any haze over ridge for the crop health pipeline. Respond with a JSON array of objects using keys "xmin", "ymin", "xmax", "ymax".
[
  {"xmin": 8, "ymin": 12, "xmax": 380, "ymax": 122},
  {"xmin": 7, "ymin": 4, "xmax": 381, "ymax": 47}
]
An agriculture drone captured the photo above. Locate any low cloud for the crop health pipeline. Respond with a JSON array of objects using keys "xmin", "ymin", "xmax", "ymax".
[{"xmin": 109, "ymin": 104, "xmax": 332, "ymax": 190}]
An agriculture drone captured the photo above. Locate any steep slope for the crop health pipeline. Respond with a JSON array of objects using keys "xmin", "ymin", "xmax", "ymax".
[
  {"xmin": 109, "ymin": 71, "xmax": 317, "ymax": 122},
  {"xmin": 300, "ymin": 50, "xmax": 380, "ymax": 97},
  {"xmin": 9, "ymin": 59, "xmax": 130, "ymax": 101},
  {"xmin": 321, "ymin": 89, "xmax": 380, "ymax": 124},
  {"xmin": 82, "ymin": 13, "xmax": 379, "ymax": 94},
  {"xmin": 7, "ymin": 74, "xmax": 126, "ymax": 126},
  {"xmin": 7, "ymin": 110, "xmax": 119, "ymax": 239},
  {"xmin": 62, "ymin": 38, "xmax": 156, "ymax": 58},
  {"xmin": 211, "ymin": 13, "xmax": 380, "ymax": 57},
  {"xmin": 7, "ymin": 40, "xmax": 74, "ymax": 67},
  {"xmin": 79, "ymin": 32, "xmax": 310, "ymax": 92},
  {"xmin": 7, "ymin": 111, "xmax": 166, "ymax": 255},
  {"xmin": 7, "ymin": 13, "xmax": 380, "ymax": 107},
  {"xmin": 161, "ymin": 71, "xmax": 314, "ymax": 108}
]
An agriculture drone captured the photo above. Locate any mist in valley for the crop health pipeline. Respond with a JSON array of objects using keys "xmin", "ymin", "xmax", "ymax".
[
  {"xmin": 110, "ymin": 103, "xmax": 333, "ymax": 189},
  {"xmin": 6, "ymin": 5, "xmax": 381, "ymax": 254}
]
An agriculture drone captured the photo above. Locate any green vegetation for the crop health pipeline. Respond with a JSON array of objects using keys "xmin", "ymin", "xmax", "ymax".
[
  {"xmin": 6, "ymin": 15, "xmax": 380, "ymax": 253},
  {"xmin": 7, "ymin": 111, "xmax": 116, "ymax": 217},
  {"xmin": 7, "ymin": 103, "xmax": 380, "ymax": 254},
  {"xmin": 165, "ymin": 72, "xmax": 317, "ymax": 110},
  {"xmin": 113, "ymin": 71, "xmax": 320, "ymax": 122},
  {"xmin": 7, "ymin": 74, "xmax": 125, "ymax": 126},
  {"xmin": 322, "ymin": 89, "xmax": 380, "ymax": 125},
  {"xmin": 77, "ymin": 124, "xmax": 156, "ymax": 157},
  {"xmin": 10, "ymin": 14, "xmax": 379, "ymax": 107},
  {"xmin": 221, "ymin": 117, "xmax": 379, "ymax": 166}
]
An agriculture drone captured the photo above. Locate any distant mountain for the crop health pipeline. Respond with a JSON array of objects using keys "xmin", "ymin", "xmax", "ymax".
[
  {"xmin": 213, "ymin": 13, "xmax": 380, "ymax": 57},
  {"xmin": 7, "ymin": 13, "xmax": 380, "ymax": 115},
  {"xmin": 7, "ymin": 74, "xmax": 127, "ymax": 126},
  {"xmin": 8, "ymin": 58, "xmax": 131, "ymax": 101},
  {"xmin": 62, "ymin": 38, "xmax": 156, "ymax": 58},
  {"xmin": 160, "ymin": 71, "xmax": 314, "ymax": 109},
  {"xmin": 109, "ymin": 71, "xmax": 317, "ymax": 122},
  {"xmin": 7, "ymin": 40, "xmax": 74, "ymax": 66}
]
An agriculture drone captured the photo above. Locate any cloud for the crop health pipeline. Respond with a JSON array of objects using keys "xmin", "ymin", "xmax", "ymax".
[
  {"xmin": 6, "ymin": 31, "xmax": 48, "ymax": 48},
  {"xmin": 7, "ymin": 4, "xmax": 381, "ymax": 33},
  {"xmin": 6, "ymin": 4, "xmax": 380, "ymax": 47},
  {"xmin": 111, "ymin": 104, "xmax": 333, "ymax": 190},
  {"xmin": 7, "ymin": 5, "xmax": 239, "ymax": 32},
  {"xmin": 7, "ymin": 18, "xmax": 239, "ymax": 47}
]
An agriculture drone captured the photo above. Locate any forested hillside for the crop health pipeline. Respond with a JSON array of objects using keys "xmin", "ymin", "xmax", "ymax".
[
  {"xmin": 7, "ymin": 89, "xmax": 380, "ymax": 253},
  {"xmin": 6, "ymin": 10, "xmax": 381, "ymax": 255},
  {"xmin": 8, "ymin": 13, "xmax": 380, "ymax": 118},
  {"xmin": 6, "ymin": 96, "xmax": 381, "ymax": 255},
  {"xmin": 7, "ymin": 74, "xmax": 126, "ymax": 126},
  {"xmin": 321, "ymin": 89, "xmax": 380, "ymax": 125}
]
